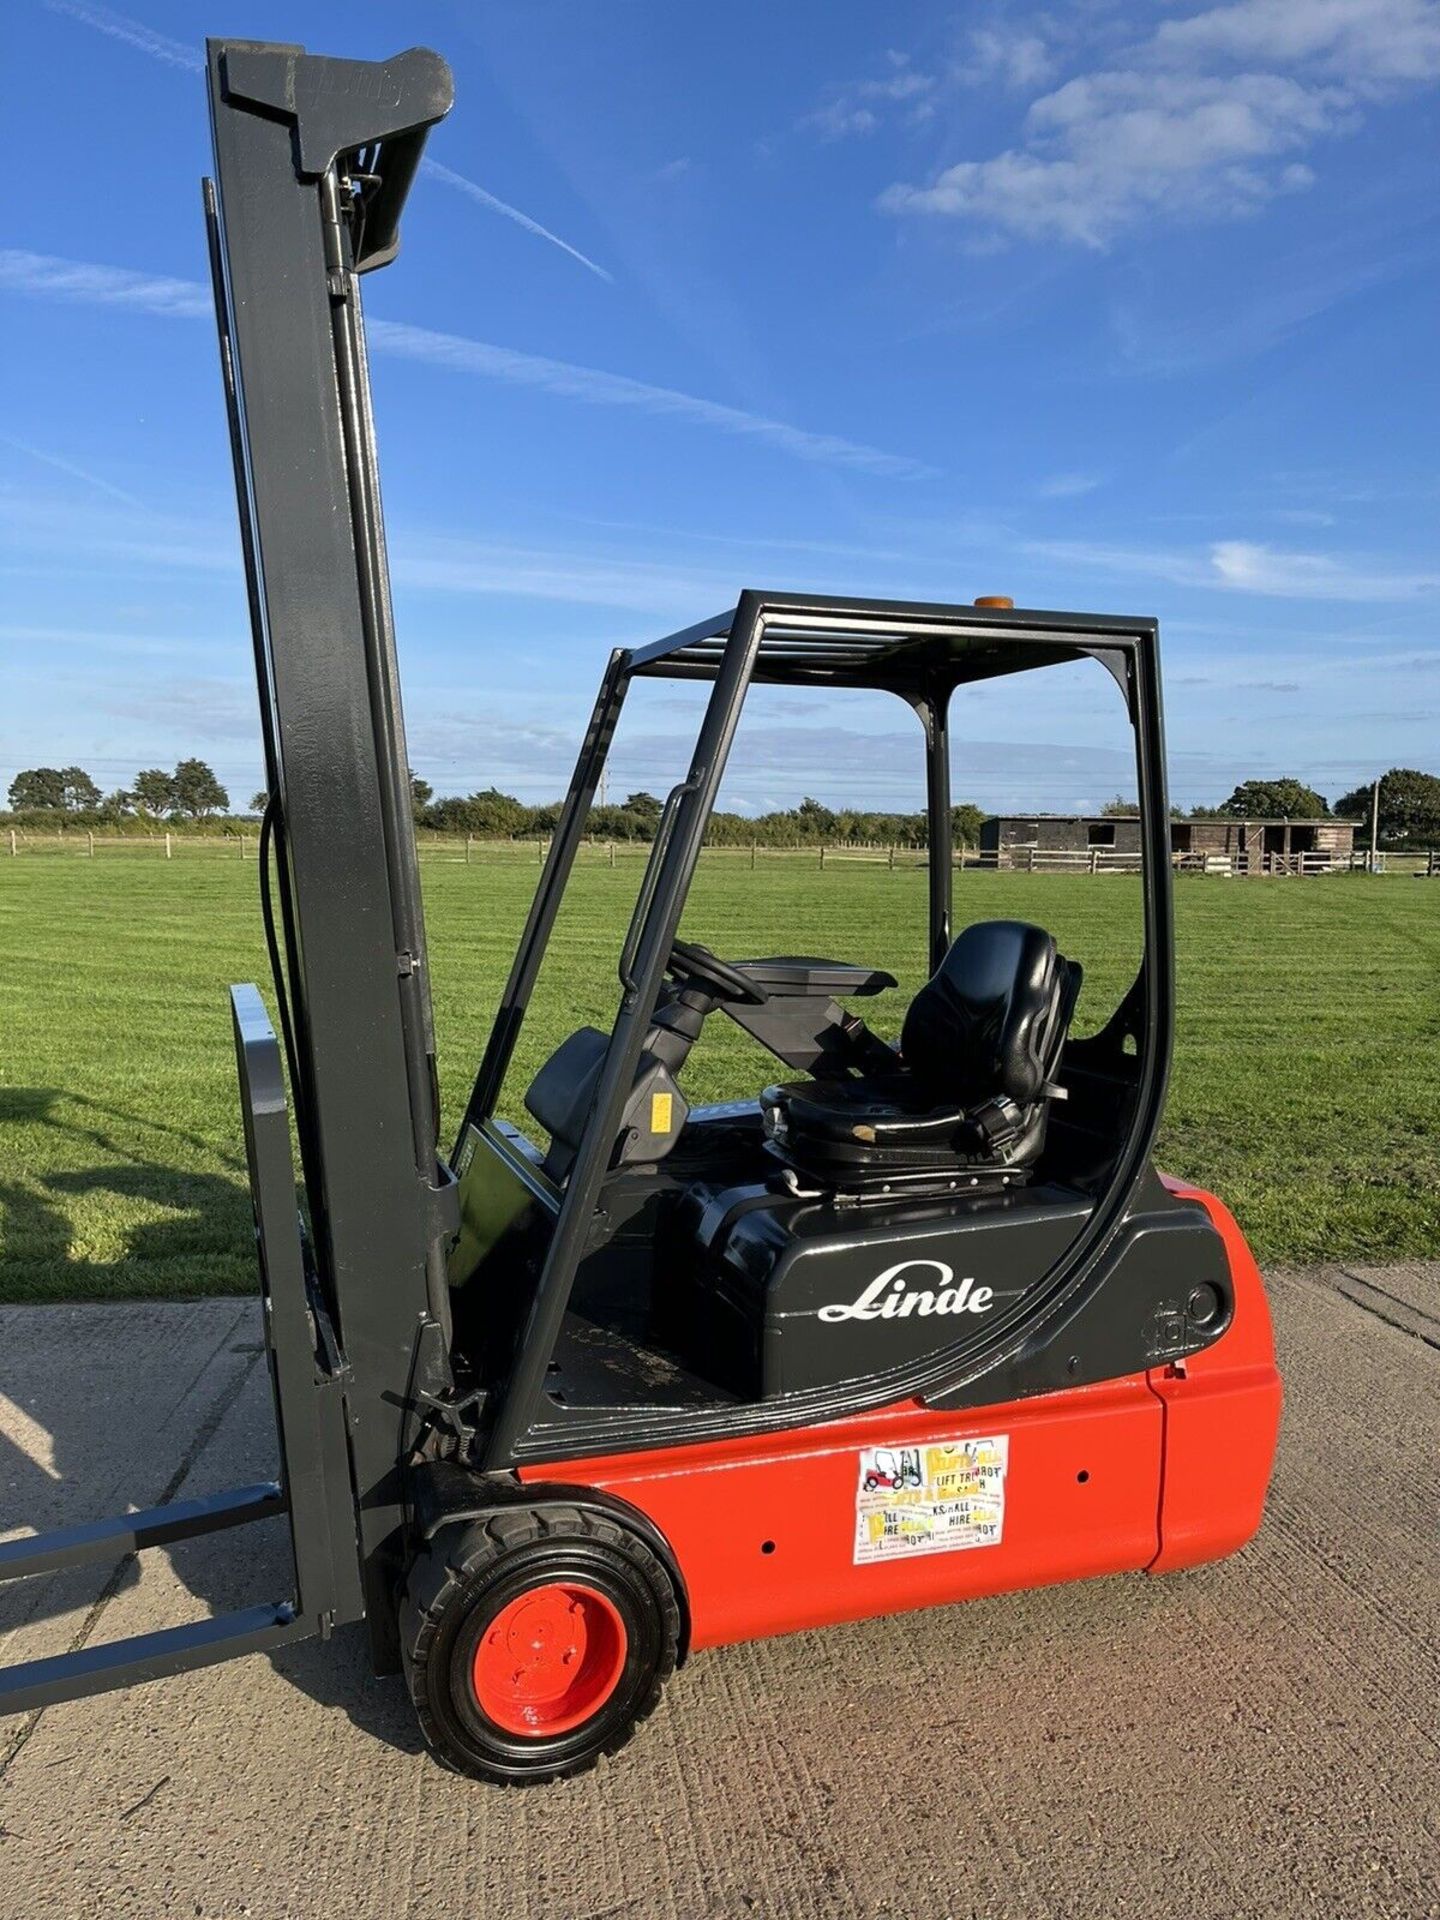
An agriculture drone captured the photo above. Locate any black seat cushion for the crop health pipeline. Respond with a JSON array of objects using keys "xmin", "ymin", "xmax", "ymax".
[
  {"xmin": 763, "ymin": 1076, "xmax": 1024, "ymax": 1173},
  {"xmin": 763, "ymin": 921, "xmax": 1081, "ymax": 1189},
  {"xmin": 900, "ymin": 920, "xmax": 1071, "ymax": 1108}
]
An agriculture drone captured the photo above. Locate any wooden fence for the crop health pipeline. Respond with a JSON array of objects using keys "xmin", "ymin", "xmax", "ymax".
[
  {"xmin": 5, "ymin": 828, "xmax": 257, "ymax": 859},
  {"xmin": 6, "ymin": 827, "xmax": 1436, "ymax": 877},
  {"xmin": 1172, "ymin": 849, "xmax": 1439, "ymax": 877}
]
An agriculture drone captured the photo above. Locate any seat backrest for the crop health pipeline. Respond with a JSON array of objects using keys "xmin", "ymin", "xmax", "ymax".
[{"xmin": 900, "ymin": 920, "xmax": 1078, "ymax": 1107}]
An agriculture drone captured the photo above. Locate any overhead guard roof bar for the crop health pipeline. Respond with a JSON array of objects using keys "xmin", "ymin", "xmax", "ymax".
[{"xmin": 628, "ymin": 594, "xmax": 1149, "ymax": 693}]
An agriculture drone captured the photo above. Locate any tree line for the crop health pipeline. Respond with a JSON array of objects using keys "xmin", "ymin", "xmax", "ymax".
[
  {"xmin": 1101, "ymin": 773, "xmax": 1440, "ymax": 842},
  {"xmin": 414, "ymin": 771, "xmax": 1440, "ymax": 848},
  {"xmin": 414, "ymin": 782, "xmax": 991, "ymax": 848},
  {"xmin": 5, "ymin": 759, "xmax": 229, "ymax": 824},
  {"xmin": 9, "ymin": 763, "xmax": 1440, "ymax": 847}
]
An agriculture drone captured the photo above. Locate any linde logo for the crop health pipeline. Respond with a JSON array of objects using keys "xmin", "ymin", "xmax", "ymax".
[{"xmin": 817, "ymin": 1258, "xmax": 995, "ymax": 1324}]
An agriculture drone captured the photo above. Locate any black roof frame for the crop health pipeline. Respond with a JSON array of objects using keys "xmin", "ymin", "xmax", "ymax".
[
  {"xmin": 628, "ymin": 595, "xmax": 1098, "ymax": 688},
  {"xmin": 470, "ymin": 592, "xmax": 1175, "ymax": 1467}
]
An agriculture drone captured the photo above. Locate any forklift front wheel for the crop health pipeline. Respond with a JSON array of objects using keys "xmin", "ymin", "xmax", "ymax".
[{"xmin": 400, "ymin": 1505, "xmax": 681, "ymax": 1784}]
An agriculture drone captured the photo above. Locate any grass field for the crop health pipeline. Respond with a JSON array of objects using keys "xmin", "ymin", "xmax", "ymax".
[{"xmin": 1, "ymin": 857, "xmax": 1436, "ymax": 1300}]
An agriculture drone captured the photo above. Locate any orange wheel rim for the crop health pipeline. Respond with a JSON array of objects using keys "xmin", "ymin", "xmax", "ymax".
[{"xmin": 471, "ymin": 1581, "xmax": 628, "ymax": 1736}]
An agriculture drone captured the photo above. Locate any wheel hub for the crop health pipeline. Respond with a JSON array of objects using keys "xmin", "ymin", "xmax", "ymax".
[{"xmin": 472, "ymin": 1580, "xmax": 627, "ymax": 1736}]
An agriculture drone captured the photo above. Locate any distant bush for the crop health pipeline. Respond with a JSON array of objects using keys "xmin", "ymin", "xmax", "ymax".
[{"xmin": 412, "ymin": 789, "xmax": 989, "ymax": 848}]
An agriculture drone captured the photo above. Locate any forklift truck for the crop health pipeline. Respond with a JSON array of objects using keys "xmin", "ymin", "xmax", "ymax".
[{"xmin": 0, "ymin": 41, "xmax": 1281, "ymax": 1784}]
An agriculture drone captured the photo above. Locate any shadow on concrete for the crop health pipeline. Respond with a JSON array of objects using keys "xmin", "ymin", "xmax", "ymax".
[{"xmin": 0, "ymin": 1088, "xmax": 427, "ymax": 1756}]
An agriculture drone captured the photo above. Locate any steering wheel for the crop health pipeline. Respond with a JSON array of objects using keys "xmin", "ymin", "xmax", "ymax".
[{"xmin": 666, "ymin": 936, "xmax": 768, "ymax": 1006}]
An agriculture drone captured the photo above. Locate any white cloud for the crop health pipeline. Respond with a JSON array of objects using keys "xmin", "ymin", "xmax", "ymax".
[
  {"xmin": 388, "ymin": 534, "xmax": 730, "ymax": 616},
  {"xmin": 1208, "ymin": 540, "xmax": 1440, "ymax": 599},
  {"xmin": 1150, "ymin": 0, "xmax": 1440, "ymax": 90},
  {"xmin": 963, "ymin": 27, "xmax": 1056, "ymax": 90},
  {"xmin": 1271, "ymin": 507, "xmax": 1338, "ymax": 527},
  {"xmin": 1019, "ymin": 535, "xmax": 1208, "ymax": 587},
  {"xmin": 802, "ymin": 32, "xmax": 1054, "ymax": 148},
  {"xmin": 95, "ymin": 674, "xmax": 257, "ymax": 737},
  {"xmin": 801, "ymin": 101, "xmax": 881, "ymax": 140},
  {"xmin": 1024, "ymin": 532, "xmax": 1440, "ymax": 601},
  {"xmin": 0, "ymin": 250, "xmax": 936, "ymax": 481},
  {"xmin": 0, "ymin": 489, "xmax": 725, "ymax": 615},
  {"xmin": 403, "ymin": 710, "xmax": 579, "ymax": 789},
  {"xmin": 1037, "ymin": 471, "xmax": 1103, "ymax": 499},
  {"xmin": 2, "ymin": 514, "xmax": 236, "ymax": 578},
  {"xmin": 799, "ymin": 58, "xmax": 936, "ymax": 140},
  {"xmin": 882, "ymin": 72, "xmax": 1344, "ymax": 246},
  {"xmin": 881, "ymin": 0, "xmax": 1439, "ymax": 246},
  {"xmin": 0, "ymin": 250, "xmax": 210, "ymax": 319},
  {"xmin": 419, "ymin": 160, "xmax": 613, "ymax": 283},
  {"xmin": 866, "ymin": 70, "xmax": 935, "ymax": 103}
]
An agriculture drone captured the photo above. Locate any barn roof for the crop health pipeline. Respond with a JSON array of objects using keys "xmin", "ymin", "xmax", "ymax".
[{"xmin": 988, "ymin": 813, "xmax": 1347, "ymax": 827}]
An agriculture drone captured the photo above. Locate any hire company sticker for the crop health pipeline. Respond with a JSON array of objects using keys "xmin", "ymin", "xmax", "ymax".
[{"xmin": 853, "ymin": 1435, "xmax": 1008, "ymax": 1564}]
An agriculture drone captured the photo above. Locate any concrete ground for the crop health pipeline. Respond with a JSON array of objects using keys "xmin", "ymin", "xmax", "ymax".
[{"xmin": 0, "ymin": 1267, "xmax": 1435, "ymax": 1920}]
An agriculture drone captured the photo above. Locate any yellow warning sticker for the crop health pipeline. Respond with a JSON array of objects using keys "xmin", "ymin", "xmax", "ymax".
[
  {"xmin": 649, "ymin": 1091, "xmax": 673, "ymax": 1135},
  {"xmin": 854, "ymin": 1436, "xmax": 1007, "ymax": 1563}
]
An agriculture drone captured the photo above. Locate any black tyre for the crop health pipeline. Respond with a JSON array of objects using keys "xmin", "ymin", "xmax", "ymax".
[{"xmin": 399, "ymin": 1503, "xmax": 681, "ymax": 1785}]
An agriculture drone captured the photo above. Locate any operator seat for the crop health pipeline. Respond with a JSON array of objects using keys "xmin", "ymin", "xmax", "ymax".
[{"xmin": 761, "ymin": 920, "xmax": 1082, "ymax": 1190}]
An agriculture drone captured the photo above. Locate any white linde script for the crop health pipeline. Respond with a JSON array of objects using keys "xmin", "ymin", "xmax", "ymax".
[{"xmin": 817, "ymin": 1259, "xmax": 995, "ymax": 1324}]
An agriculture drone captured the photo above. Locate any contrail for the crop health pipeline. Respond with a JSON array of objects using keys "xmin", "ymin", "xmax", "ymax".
[
  {"xmin": 0, "ymin": 249, "xmax": 937, "ymax": 479},
  {"xmin": 0, "ymin": 431, "xmax": 145, "ymax": 508},
  {"xmin": 421, "ymin": 159, "xmax": 614, "ymax": 283},
  {"xmin": 367, "ymin": 318, "xmax": 937, "ymax": 477},
  {"xmin": 43, "ymin": 0, "xmax": 202, "ymax": 71},
  {"xmin": 42, "ymin": 4, "xmax": 614, "ymax": 286}
]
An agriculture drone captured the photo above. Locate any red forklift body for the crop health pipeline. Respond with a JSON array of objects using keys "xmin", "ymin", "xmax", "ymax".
[{"xmin": 519, "ymin": 1182, "xmax": 1279, "ymax": 1651}]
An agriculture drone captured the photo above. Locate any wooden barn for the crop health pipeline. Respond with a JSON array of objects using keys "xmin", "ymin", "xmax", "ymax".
[
  {"xmin": 1169, "ymin": 816, "xmax": 1356, "ymax": 872},
  {"xmin": 979, "ymin": 814, "xmax": 1356, "ymax": 873}
]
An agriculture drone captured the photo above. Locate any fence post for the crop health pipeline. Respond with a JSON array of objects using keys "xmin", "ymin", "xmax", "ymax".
[
  {"xmin": 8, "ymin": 829, "xmax": 15, "ymax": 857},
  {"xmin": 1089, "ymin": 848, "xmax": 1098, "ymax": 876},
  {"xmin": 750, "ymin": 842, "xmax": 757, "ymax": 870},
  {"xmin": 888, "ymin": 843, "xmax": 895, "ymax": 870},
  {"xmin": 608, "ymin": 841, "xmax": 615, "ymax": 868},
  {"xmin": 819, "ymin": 844, "xmax": 826, "ymax": 869},
  {"xmin": 87, "ymin": 831, "xmax": 95, "ymax": 858},
  {"xmin": 465, "ymin": 833, "xmax": 473, "ymax": 865},
  {"xmin": 165, "ymin": 832, "xmax": 172, "ymax": 860}
]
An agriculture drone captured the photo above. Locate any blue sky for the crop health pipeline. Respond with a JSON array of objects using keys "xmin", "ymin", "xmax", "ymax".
[{"xmin": 1, "ymin": 0, "xmax": 1436, "ymax": 816}]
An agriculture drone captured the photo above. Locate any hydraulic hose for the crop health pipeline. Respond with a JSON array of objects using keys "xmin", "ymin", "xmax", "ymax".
[{"xmin": 258, "ymin": 795, "xmax": 312, "ymax": 1174}]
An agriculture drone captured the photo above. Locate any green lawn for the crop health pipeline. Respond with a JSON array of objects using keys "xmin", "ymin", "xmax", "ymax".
[{"xmin": 1, "ymin": 855, "xmax": 1436, "ymax": 1300}]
